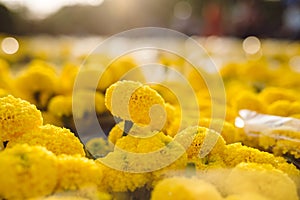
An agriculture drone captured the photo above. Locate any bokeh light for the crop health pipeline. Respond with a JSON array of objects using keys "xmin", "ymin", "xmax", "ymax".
[
  {"xmin": 242, "ymin": 36, "xmax": 261, "ymax": 55},
  {"xmin": 173, "ymin": 1, "xmax": 192, "ymax": 20},
  {"xmin": 1, "ymin": 37, "xmax": 19, "ymax": 54},
  {"xmin": 289, "ymin": 56, "xmax": 300, "ymax": 73}
]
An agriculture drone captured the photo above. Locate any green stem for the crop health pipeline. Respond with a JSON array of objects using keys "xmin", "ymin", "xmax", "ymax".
[{"xmin": 123, "ymin": 120, "xmax": 133, "ymax": 136}]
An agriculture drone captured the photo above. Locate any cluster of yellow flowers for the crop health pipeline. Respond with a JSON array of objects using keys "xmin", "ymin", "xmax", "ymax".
[
  {"xmin": 0, "ymin": 54, "xmax": 141, "ymax": 129},
  {"xmin": 1, "ymin": 82, "xmax": 299, "ymax": 199},
  {"xmin": 219, "ymin": 60, "xmax": 300, "ymax": 160},
  {"xmin": 1, "ymin": 36, "xmax": 300, "ymax": 199}
]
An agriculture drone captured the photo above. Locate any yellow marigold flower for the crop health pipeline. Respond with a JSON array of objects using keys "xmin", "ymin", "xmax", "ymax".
[
  {"xmin": 159, "ymin": 53, "xmax": 186, "ymax": 72},
  {"xmin": 0, "ymin": 59, "xmax": 13, "ymax": 92},
  {"xmin": 75, "ymin": 66, "xmax": 114, "ymax": 92},
  {"xmin": 220, "ymin": 62, "xmax": 241, "ymax": 81},
  {"xmin": 14, "ymin": 60, "xmax": 59, "ymax": 109},
  {"xmin": 105, "ymin": 80, "xmax": 166, "ymax": 126},
  {"xmin": 0, "ymin": 95, "xmax": 43, "ymax": 141},
  {"xmin": 33, "ymin": 187, "xmax": 112, "ymax": 200},
  {"xmin": 225, "ymin": 105, "xmax": 239, "ymax": 123},
  {"xmin": 104, "ymin": 56, "xmax": 143, "ymax": 88},
  {"xmin": 233, "ymin": 91, "xmax": 265, "ymax": 113},
  {"xmin": 259, "ymin": 129, "xmax": 300, "ymax": 159},
  {"xmin": 115, "ymin": 131, "xmax": 172, "ymax": 154},
  {"xmin": 199, "ymin": 118, "xmax": 241, "ymax": 144},
  {"xmin": 41, "ymin": 111, "xmax": 63, "ymax": 127},
  {"xmin": 222, "ymin": 142, "xmax": 298, "ymax": 180},
  {"xmin": 73, "ymin": 90, "xmax": 106, "ymax": 118},
  {"xmin": 290, "ymin": 114, "xmax": 300, "ymax": 119},
  {"xmin": 187, "ymin": 67, "xmax": 211, "ymax": 92},
  {"xmin": 276, "ymin": 162, "xmax": 300, "ymax": 188},
  {"xmin": 108, "ymin": 122, "xmax": 124, "ymax": 144},
  {"xmin": 223, "ymin": 143, "xmax": 275, "ymax": 167},
  {"xmin": 238, "ymin": 60, "xmax": 273, "ymax": 83},
  {"xmin": 7, "ymin": 124, "xmax": 85, "ymax": 156},
  {"xmin": 162, "ymin": 103, "xmax": 181, "ymax": 137},
  {"xmin": 267, "ymin": 100, "xmax": 290, "ymax": 116},
  {"xmin": 55, "ymin": 155, "xmax": 104, "ymax": 192},
  {"xmin": 226, "ymin": 163, "xmax": 298, "ymax": 200},
  {"xmin": 0, "ymin": 58, "xmax": 10, "ymax": 75},
  {"xmin": 85, "ymin": 137, "xmax": 113, "ymax": 158},
  {"xmin": 57, "ymin": 62, "xmax": 79, "ymax": 95},
  {"xmin": 100, "ymin": 131, "xmax": 187, "ymax": 191},
  {"xmin": 48, "ymin": 95, "xmax": 73, "ymax": 117},
  {"xmin": 0, "ymin": 144, "xmax": 57, "ymax": 199},
  {"xmin": 289, "ymin": 101, "xmax": 300, "ymax": 116},
  {"xmin": 97, "ymin": 158, "xmax": 152, "ymax": 192},
  {"xmin": 0, "ymin": 88, "xmax": 9, "ymax": 98},
  {"xmin": 225, "ymin": 193, "xmax": 269, "ymax": 200},
  {"xmin": 259, "ymin": 87, "xmax": 299, "ymax": 104},
  {"xmin": 150, "ymin": 83, "xmax": 180, "ymax": 106},
  {"xmin": 174, "ymin": 126, "xmax": 226, "ymax": 159},
  {"xmin": 225, "ymin": 80, "xmax": 255, "ymax": 103},
  {"xmin": 151, "ymin": 177, "xmax": 223, "ymax": 200},
  {"xmin": 0, "ymin": 142, "xmax": 3, "ymax": 151}
]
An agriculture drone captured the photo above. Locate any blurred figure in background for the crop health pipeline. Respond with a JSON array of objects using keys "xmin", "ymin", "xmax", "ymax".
[
  {"xmin": 230, "ymin": 0, "xmax": 264, "ymax": 38},
  {"xmin": 282, "ymin": 0, "xmax": 300, "ymax": 39},
  {"xmin": 201, "ymin": 2, "xmax": 224, "ymax": 36}
]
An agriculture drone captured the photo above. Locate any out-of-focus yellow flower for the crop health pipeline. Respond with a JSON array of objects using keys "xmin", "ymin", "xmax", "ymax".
[
  {"xmin": 41, "ymin": 111, "xmax": 64, "ymax": 127},
  {"xmin": 198, "ymin": 118, "xmax": 241, "ymax": 144},
  {"xmin": 85, "ymin": 137, "xmax": 113, "ymax": 158},
  {"xmin": 267, "ymin": 100, "xmax": 290, "ymax": 116},
  {"xmin": 75, "ymin": 66, "xmax": 114, "ymax": 92},
  {"xmin": 220, "ymin": 62, "xmax": 241, "ymax": 81},
  {"xmin": 162, "ymin": 103, "xmax": 181, "ymax": 137},
  {"xmin": 0, "ymin": 144, "xmax": 57, "ymax": 200},
  {"xmin": 259, "ymin": 87, "xmax": 299, "ymax": 105},
  {"xmin": 151, "ymin": 177, "xmax": 223, "ymax": 200},
  {"xmin": 104, "ymin": 56, "xmax": 144, "ymax": 88},
  {"xmin": 0, "ymin": 58, "xmax": 13, "ymax": 92},
  {"xmin": 225, "ymin": 80, "xmax": 255, "ymax": 103},
  {"xmin": 158, "ymin": 53, "xmax": 186, "ymax": 73},
  {"xmin": 288, "ymin": 101, "xmax": 300, "ymax": 116},
  {"xmin": 105, "ymin": 80, "xmax": 166, "ymax": 126},
  {"xmin": 73, "ymin": 90, "xmax": 106, "ymax": 118},
  {"xmin": 0, "ymin": 58, "xmax": 10, "ymax": 75},
  {"xmin": 233, "ymin": 91, "xmax": 265, "ymax": 113},
  {"xmin": 0, "ymin": 142, "xmax": 3, "ymax": 151},
  {"xmin": 239, "ymin": 60, "xmax": 273, "ymax": 84},
  {"xmin": 0, "ymin": 95, "xmax": 43, "ymax": 142},
  {"xmin": 225, "ymin": 193, "xmax": 270, "ymax": 200},
  {"xmin": 225, "ymin": 162, "xmax": 298, "ymax": 200},
  {"xmin": 48, "ymin": 95, "xmax": 73, "ymax": 118},
  {"xmin": 57, "ymin": 62, "xmax": 79, "ymax": 95},
  {"xmin": 7, "ymin": 124, "xmax": 85, "ymax": 156},
  {"xmin": 150, "ymin": 83, "xmax": 180, "ymax": 106},
  {"xmin": 187, "ymin": 67, "xmax": 211, "ymax": 92},
  {"xmin": 0, "ymin": 88, "xmax": 9, "ymax": 98},
  {"xmin": 108, "ymin": 122, "xmax": 124, "ymax": 144},
  {"xmin": 14, "ymin": 60, "xmax": 59, "ymax": 109},
  {"xmin": 55, "ymin": 155, "xmax": 104, "ymax": 192}
]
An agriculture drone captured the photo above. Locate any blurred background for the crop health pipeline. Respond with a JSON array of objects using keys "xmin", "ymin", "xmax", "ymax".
[{"xmin": 0, "ymin": 0, "xmax": 300, "ymax": 39}]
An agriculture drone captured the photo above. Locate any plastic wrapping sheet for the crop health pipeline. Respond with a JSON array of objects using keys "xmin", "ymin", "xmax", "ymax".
[{"xmin": 236, "ymin": 109, "xmax": 300, "ymax": 167}]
